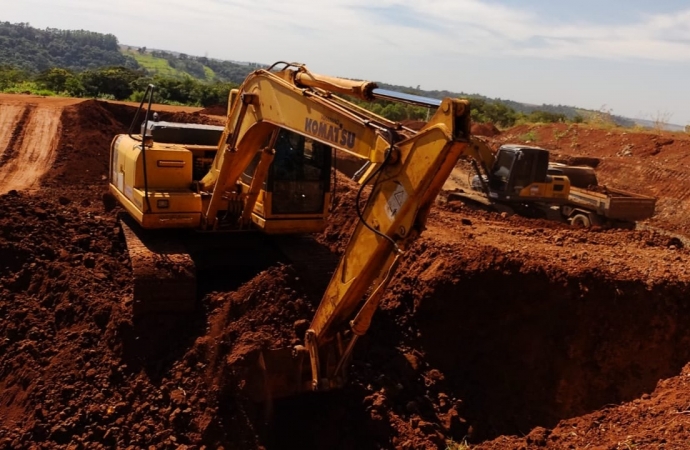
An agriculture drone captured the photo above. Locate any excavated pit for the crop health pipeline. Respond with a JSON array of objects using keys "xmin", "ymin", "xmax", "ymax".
[
  {"xmin": 413, "ymin": 265, "xmax": 690, "ymax": 440},
  {"xmin": 247, "ymin": 242, "xmax": 690, "ymax": 447}
]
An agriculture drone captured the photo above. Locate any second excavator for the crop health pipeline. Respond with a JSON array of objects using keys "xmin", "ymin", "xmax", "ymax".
[{"xmin": 109, "ymin": 62, "xmax": 570, "ymax": 399}]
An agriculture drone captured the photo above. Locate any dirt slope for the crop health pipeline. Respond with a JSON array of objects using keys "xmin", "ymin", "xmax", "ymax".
[
  {"xmin": 0, "ymin": 96, "xmax": 80, "ymax": 193},
  {"xmin": 0, "ymin": 106, "xmax": 63, "ymax": 193}
]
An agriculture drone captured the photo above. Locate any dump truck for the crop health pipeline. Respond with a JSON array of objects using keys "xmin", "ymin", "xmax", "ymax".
[{"xmin": 461, "ymin": 144, "xmax": 656, "ymax": 227}]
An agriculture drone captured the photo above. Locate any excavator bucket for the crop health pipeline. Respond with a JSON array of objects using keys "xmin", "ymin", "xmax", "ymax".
[{"xmin": 229, "ymin": 347, "xmax": 311, "ymax": 403}]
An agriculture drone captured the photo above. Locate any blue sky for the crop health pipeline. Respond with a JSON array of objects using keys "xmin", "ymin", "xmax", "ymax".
[{"xmin": 5, "ymin": 0, "xmax": 690, "ymax": 125}]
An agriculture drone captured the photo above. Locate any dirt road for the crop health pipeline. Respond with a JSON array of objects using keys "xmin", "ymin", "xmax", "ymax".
[{"xmin": 0, "ymin": 95, "xmax": 82, "ymax": 193}]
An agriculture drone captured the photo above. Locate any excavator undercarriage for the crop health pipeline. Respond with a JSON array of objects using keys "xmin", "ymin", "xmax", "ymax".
[
  {"xmin": 119, "ymin": 213, "xmax": 196, "ymax": 316},
  {"xmin": 120, "ymin": 212, "xmax": 297, "ymax": 318}
]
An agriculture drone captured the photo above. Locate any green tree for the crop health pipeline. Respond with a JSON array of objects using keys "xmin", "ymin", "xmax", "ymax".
[
  {"xmin": 64, "ymin": 76, "xmax": 85, "ymax": 96},
  {"xmin": 0, "ymin": 65, "xmax": 28, "ymax": 90},
  {"xmin": 36, "ymin": 67, "xmax": 76, "ymax": 92},
  {"xmin": 526, "ymin": 110, "xmax": 568, "ymax": 123},
  {"xmin": 80, "ymin": 66, "xmax": 141, "ymax": 99},
  {"xmin": 0, "ymin": 22, "xmax": 139, "ymax": 72}
]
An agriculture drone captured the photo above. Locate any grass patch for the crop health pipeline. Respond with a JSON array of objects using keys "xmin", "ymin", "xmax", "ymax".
[
  {"xmin": 1, "ymin": 81, "xmax": 56, "ymax": 96},
  {"xmin": 519, "ymin": 130, "xmax": 538, "ymax": 142},
  {"xmin": 446, "ymin": 439, "xmax": 471, "ymax": 450},
  {"xmin": 124, "ymin": 49, "xmax": 188, "ymax": 78}
]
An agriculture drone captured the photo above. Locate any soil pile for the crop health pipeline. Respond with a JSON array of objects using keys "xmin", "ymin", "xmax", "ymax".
[
  {"xmin": 45, "ymin": 100, "xmax": 223, "ymax": 188},
  {"xmin": 198, "ymin": 105, "xmax": 227, "ymax": 116},
  {"xmin": 470, "ymin": 122, "xmax": 500, "ymax": 137}
]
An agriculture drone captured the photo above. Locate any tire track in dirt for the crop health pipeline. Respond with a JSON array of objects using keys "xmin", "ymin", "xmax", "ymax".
[
  {"xmin": 0, "ymin": 106, "xmax": 62, "ymax": 194},
  {"xmin": 595, "ymin": 158, "xmax": 690, "ymax": 233},
  {"xmin": 599, "ymin": 159, "xmax": 690, "ymax": 204},
  {"xmin": 0, "ymin": 105, "xmax": 26, "ymax": 164},
  {"xmin": 0, "ymin": 106, "xmax": 34, "ymax": 168}
]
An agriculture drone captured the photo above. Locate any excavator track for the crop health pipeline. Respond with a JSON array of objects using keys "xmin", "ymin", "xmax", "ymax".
[{"xmin": 119, "ymin": 214, "xmax": 197, "ymax": 317}]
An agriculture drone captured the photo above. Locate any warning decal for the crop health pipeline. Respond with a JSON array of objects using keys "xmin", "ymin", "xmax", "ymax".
[{"xmin": 385, "ymin": 182, "xmax": 408, "ymax": 220}]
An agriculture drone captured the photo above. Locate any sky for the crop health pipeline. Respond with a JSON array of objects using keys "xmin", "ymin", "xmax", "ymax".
[{"xmin": 4, "ymin": 0, "xmax": 690, "ymax": 125}]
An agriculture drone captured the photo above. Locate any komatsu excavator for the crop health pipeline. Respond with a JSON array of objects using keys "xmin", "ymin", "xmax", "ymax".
[{"xmin": 109, "ymin": 62, "xmax": 570, "ymax": 399}]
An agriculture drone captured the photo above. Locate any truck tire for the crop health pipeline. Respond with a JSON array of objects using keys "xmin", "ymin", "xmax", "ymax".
[{"xmin": 570, "ymin": 213, "xmax": 591, "ymax": 228}]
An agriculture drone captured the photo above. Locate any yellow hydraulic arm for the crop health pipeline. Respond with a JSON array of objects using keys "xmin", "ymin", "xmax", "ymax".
[
  {"xmin": 197, "ymin": 62, "xmax": 401, "ymax": 229},
  {"xmin": 300, "ymin": 96, "xmax": 476, "ymax": 391}
]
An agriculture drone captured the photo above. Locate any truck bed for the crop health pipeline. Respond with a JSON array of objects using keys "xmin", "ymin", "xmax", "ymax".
[{"xmin": 568, "ymin": 186, "xmax": 656, "ymax": 221}]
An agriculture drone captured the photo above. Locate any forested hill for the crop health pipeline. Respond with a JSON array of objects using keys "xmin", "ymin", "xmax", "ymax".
[
  {"xmin": 121, "ymin": 46, "xmax": 260, "ymax": 84},
  {"xmin": 0, "ymin": 22, "xmax": 137, "ymax": 72},
  {"xmin": 374, "ymin": 82, "xmax": 636, "ymax": 128},
  {"xmin": 0, "ymin": 22, "xmax": 677, "ymax": 129}
]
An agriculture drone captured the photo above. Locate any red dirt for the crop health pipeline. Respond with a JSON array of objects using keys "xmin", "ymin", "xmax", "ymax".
[
  {"xmin": 2, "ymin": 94, "xmax": 690, "ymax": 449},
  {"xmin": 198, "ymin": 105, "xmax": 227, "ymax": 116},
  {"xmin": 0, "ymin": 97, "xmax": 65, "ymax": 193},
  {"xmin": 470, "ymin": 122, "xmax": 501, "ymax": 137}
]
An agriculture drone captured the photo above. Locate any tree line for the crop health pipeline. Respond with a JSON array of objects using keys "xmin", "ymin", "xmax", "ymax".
[
  {"xmin": 0, "ymin": 63, "xmax": 585, "ymax": 125},
  {"xmin": 348, "ymin": 95, "xmax": 583, "ymax": 126},
  {"xmin": 0, "ymin": 22, "xmax": 137, "ymax": 72},
  {"xmin": 0, "ymin": 22, "xmax": 620, "ymax": 126},
  {"xmin": 0, "ymin": 65, "xmax": 238, "ymax": 107}
]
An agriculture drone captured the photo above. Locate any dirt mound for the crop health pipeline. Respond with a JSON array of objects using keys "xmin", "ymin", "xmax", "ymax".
[
  {"xmin": 44, "ymin": 100, "xmax": 128, "ymax": 187},
  {"xmin": 158, "ymin": 111, "xmax": 223, "ymax": 125},
  {"xmin": 198, "ymin": 105, "xmax": 227, "ymax": 116},
  {"xmin": 44, "ymin": 101, "xmax": 224, "ymax": 188},
  {"xmin": 0, "ymin": 189, "xmax": 132, "ymax": 446},
  {"xmin": 470, "ymin": 122, "xmax": 501, "ymax": 137}
]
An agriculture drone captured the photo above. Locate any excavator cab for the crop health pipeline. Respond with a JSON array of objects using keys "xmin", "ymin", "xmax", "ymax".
[
  {"xmin": 489, "ymin": 146, "xmax": 548, "ymax": 193},
  {"xmin": 242, "ymin": 129, "xmax": 332, "ymax": 217},
  {"xmin": 477, "ymin": 145, "xmax": 569, "ymax": 203}
]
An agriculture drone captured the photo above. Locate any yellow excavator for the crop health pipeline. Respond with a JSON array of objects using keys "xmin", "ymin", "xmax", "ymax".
[{"xmin": 109, "ymin": 62, "xmax": 570, "ymax": 399}]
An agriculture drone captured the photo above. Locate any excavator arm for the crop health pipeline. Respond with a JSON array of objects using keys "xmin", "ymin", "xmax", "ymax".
[
  {"xmin": 301, "ymin": 98, "xmax": 474, "ymax": 391},
  {"xmin": 197, "ymin": 62, "xmax": 399, "ymax": 229},
  {"xmin": 192, "ymin": 63, "xmax": 487, "ymax": 400}
]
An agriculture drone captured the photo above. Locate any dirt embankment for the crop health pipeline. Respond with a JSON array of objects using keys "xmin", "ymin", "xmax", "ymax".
[{"xmin": 2, "ymin": 95, "xmax": 690, "ymax": 449}]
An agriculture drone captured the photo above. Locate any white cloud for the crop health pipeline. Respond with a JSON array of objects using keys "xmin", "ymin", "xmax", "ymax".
[
  {"xmin": 7, "ymin": 0, "xmax": 690, "ymax": 63},
  {"xmin": 4, "ymin": 0, "xmax": 690, "ymax": 122}
]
